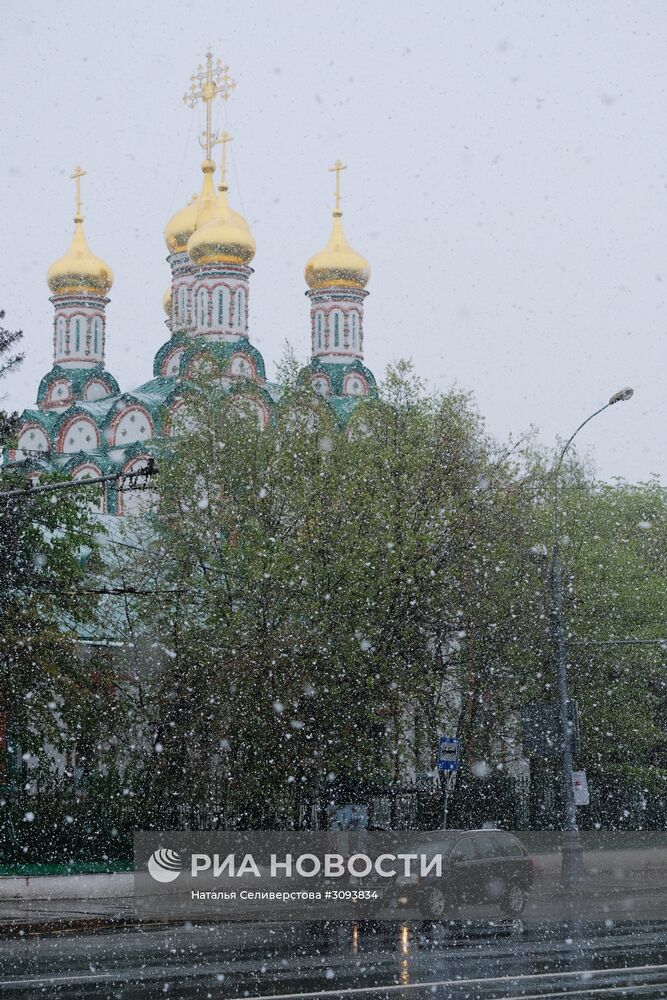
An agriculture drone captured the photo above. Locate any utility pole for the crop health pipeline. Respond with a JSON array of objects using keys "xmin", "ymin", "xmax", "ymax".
[{"xmin": 549, "ymin": 388, "xmax": 633, "ymax": 888}]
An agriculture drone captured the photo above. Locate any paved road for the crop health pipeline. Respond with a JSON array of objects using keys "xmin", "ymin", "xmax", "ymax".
[{"xmin": 0, "ymin": 919, "xmax": 666, "ymax": 998}]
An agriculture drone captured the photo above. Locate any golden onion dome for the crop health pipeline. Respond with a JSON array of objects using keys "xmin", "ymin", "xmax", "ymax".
[
  {"xmin": 305, "ymin": 211, "xmax": 370, "ymax": 290},
  {"xmin": 163, "ymin": 287, "xmax": 172, "ymax": 315},
  {"xmin": 193, "ymin": 159, "xmax": 219, "ymax": 228},
  {"xmin": 187, "ymin": 184, "xmax": 256, "ymax": 266},
  {"xmin": 47, "ymin": 215, "xmax": 113, "ymax": 296},
  {"xmin": 164, "ymin": 194, "xmax": 199, "ymax": 254},
  {"xmin": 164, "ymin": 158, "xmax": 219, "ymax": 253}
]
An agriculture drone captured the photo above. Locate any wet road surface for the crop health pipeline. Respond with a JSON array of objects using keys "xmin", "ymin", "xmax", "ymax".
[{"xmin": 0, "ymin": 919, "xmax": 666, "ymax": 998}]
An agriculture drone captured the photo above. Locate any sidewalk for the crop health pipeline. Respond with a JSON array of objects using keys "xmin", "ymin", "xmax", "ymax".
[
  {"xmin": 0, "ymin": 895, "xmax": 136, "ymax": 936},
  {"xmin": 0, "ymin": 872, "xmax": 132, "ymax": 901},
  {"xmin": 0, "ymin": 873, "xmax": 137, "ymax": 936}
]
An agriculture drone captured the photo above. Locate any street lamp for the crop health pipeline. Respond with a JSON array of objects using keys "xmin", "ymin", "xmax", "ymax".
[{"xmin": 549, "ymin": 387, "xmax": 633, "ymax": 887}]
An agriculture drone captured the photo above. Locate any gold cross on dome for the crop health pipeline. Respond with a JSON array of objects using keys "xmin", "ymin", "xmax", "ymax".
[
  {"xmin": 183, "ymin": 50, "xmax": 237, "ymax": 161},
  {"xmin": 70, "ymin": 165, "xmax": 86, "ymax": 219},
  {"xmin": 328, "ymin": 159, "xmax": 347, "ymax": 214},
  {"xmin": 215, "ymin": 131, "xmax": 234, "ymax": 190}
]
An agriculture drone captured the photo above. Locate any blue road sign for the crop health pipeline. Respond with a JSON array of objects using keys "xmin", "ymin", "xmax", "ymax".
[{"xmin": 438, "ymin": 735, "xmax": 461, "ymax": 772}]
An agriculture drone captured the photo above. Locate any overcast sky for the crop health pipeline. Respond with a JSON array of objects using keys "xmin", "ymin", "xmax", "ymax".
[{"xmin": 1, "ymin": 0, "xmax": 665, "ymax": 482}]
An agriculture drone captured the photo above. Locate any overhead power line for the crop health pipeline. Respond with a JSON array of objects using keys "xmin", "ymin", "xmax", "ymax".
[{"xmin": 0, "ymin": 460, "xmax": 158, "ymax": 501}]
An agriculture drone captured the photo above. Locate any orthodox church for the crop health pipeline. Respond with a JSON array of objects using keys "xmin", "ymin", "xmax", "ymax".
[{"xmin": 8, "ymin": 53, "xmax": 377, "ymax": 515}]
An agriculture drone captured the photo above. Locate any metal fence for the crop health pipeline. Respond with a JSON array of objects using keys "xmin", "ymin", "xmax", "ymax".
[{"xmin": 2, "ymin": 769, "xmax": 666, "ymax": 866}]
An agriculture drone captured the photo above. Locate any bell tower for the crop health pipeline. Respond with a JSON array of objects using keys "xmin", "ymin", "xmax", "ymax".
[
  {"xmin": 39, "ymin": 167, "xmax": 119, "ymax": 410},
  {"xmin": 303, "ymin": 161, "xmax": 376, "ymax": 403}
]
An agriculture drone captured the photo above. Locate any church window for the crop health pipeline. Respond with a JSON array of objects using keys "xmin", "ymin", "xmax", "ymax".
[
  {"xmin": 198, "ymin": 290, "xmax": 208, "ymax": 329},
  {"xmin": 60, "ymin": 416, "xmax": 99, "ymax": 454},
  {"xmin": 333, "ymin": 312, "xmax": 340, "ymax": 348},
  {"xmin": 236, "ymin": 289, "xmax": 244, "ymax": 328},
  {"xmin": 316, "ymin": 312, "xmax": 323, "ymax": 349},
  {"xmin": 218, "ymin": 288, "xmax": 227, "ymax": 325},
  {"xmin": 93, "ymin": 318, "xmax": 101, "ymax": 354},
  {"xmin": 74, "ymin": 318, "xmax": 81, "ymax": 352},
  {"xmin": 19, "ymin": 426, "xmax": 49, "ymax": 453},
  {"xmin": 230, "ymin": 355, "xmax": 253, "ymax": 378},
  {"xmin": 56, "ymin": 317, "xmax": 66, "ymax": 356},
  {"xmin": 179, "ymin": 286, "xmax": 186, "ymax": 320},
  {"xmin": 351, "ymin": 312, "xmax": 358, "ymax": 348}
]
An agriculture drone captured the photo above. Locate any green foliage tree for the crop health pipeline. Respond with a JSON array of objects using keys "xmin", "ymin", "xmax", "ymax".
[
  {"xmin": 0, "ymin": 310, "xmax": 23, "ymax": 446},
  {"xmin": 0, "ymin": 310, "xmax": 99, "ymax": 799},
  {"xmin": 504, "ymin": 449, "xmax": 667, "ymax": 817},
  {"xmin": 558, "ymin": 477, "xmax": 667, "ymax": 791},
  {"xmin": 113, "ymin": 361, "xmax": 546, "ymax": 824},
  {"xmin": 0, "ymin": 485, "xmax": 96, "ymax": 764}
]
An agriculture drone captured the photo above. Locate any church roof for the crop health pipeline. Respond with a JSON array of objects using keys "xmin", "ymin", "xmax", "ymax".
[
  {"xmin": 179, "ymin": 339, "xmax": 268, "ymax": 382},
  {"xmin": 37, "ymin": 365, "xmax": 120, "ymax": 404},
  {"xmin": 19, "ymin": 408, "xmax": 61, "ymax": 432},
  {"xmin": 306, "ymin": 358, "xmax": 378, "ymax": 396}
]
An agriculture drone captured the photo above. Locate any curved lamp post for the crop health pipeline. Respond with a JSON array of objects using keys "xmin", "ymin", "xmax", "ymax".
[{"xmin": 550, "ymin": 388, "xmax": 633, "ymax": 887}]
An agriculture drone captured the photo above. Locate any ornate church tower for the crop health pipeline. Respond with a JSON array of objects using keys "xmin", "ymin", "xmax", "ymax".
[
  {"xmin": 153, "ymin": 51, "xmax": 270, "ymax": 423},
  {"xmin": 164, "ymin": 192, "xmax": 198, "ymax": 336},
  {"xmin": 163, "ymin": 53, "xmax": 238, "ymax": 342},
  {"xmin": 187, "ymin": 131, "xmax": 256, "ymax": 347},
  {"xmin": 39, "ymin": 167, "xmax": 119, "ymax": 410},
  {"xmin": 303, "ymin": 162, "xmax": 377, "ymax": 406}
]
